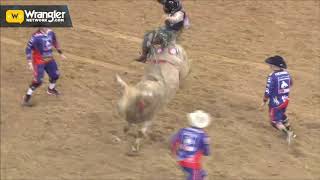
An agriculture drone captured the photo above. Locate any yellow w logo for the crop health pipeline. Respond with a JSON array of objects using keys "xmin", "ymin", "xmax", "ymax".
[{"xmin": 6, "ymin": 10, "xmax": 24, "ymax": 24}]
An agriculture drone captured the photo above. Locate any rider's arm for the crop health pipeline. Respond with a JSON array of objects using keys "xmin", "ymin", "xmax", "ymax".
[
  {"xmin": 52, "ymin": 31, "xmax": 63, "ymax": 54},
  {"xmin": 202, "ymin": 134, "xmax": 210, "ymax": 156},
  {"xmin": 157, "ymin": 0, "xmax": 166, "ymax": 4},
  {"xmin": 263, "ymin": 74, "xmax": 274, "ymax": 102},
  {"xmin": 170, "ymin": 130, "xmax": 181, "ymax": 154},
  {"xmin": 26, "ymin": 36, "xmax": 35, "ymax": 61}
]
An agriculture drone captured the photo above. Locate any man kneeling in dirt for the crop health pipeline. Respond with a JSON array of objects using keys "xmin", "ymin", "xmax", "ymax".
[
  {"xmin": 261, "ymin": 55, "xmax": 296, "ymax": 144},
  {"xmin": 170, "ymin": 110, "xmax": 211, "ymax": 180}
]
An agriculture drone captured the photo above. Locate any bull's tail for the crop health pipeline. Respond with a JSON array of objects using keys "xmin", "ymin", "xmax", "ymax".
[
  {"xmin": 116, "ymin": 74, "xmax": 133, "ymax": 118},
  {"xmin": 116, "ymin": 74, "xmax": 129, "ymax": 94}
]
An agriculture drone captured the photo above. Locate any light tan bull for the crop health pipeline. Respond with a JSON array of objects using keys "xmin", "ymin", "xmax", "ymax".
[{"xmin": 116, "ymin": 36, "xmax": 190, "ymax": 153}]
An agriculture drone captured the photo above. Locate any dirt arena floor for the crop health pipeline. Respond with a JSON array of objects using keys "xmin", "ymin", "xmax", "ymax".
[{"xmin": 1, "ymin": 0, "xmax": 320, "ymax": 179}]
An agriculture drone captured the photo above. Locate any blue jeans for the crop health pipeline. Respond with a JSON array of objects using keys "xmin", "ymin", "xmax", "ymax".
[
  {"xmin": 33, "ymin": 60, "xmax": 59, "ymax": 83},
  {"xmin": 182, "ymin": 167, "xmax": 207, "ymax": 180}
]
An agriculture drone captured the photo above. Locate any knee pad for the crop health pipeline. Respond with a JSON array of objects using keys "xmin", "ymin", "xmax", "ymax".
[
  {"xmin": 30, "ymin": 81, "xmax": 42, "ymax": 90},
  {"xmin": 283, "ymin": 119, "xmax": 291, "ymax": 130},
  {"xmin": 270, "ymin": 122, "xmax": 278, "ymax": 129},
  {"xmin": 49, "ymin": 75, "xmax": 59, "ymax": 83}
]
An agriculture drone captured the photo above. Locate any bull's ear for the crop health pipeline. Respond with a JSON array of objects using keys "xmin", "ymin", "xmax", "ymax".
[{"xmin": 115, "ymin": 74, "xmax": 129, "ymax": 95}]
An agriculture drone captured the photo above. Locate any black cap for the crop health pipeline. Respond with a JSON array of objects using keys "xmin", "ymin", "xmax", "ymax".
[{"xmin": 265, "ymin": 55, "xmax": 287, "ymax": 69}]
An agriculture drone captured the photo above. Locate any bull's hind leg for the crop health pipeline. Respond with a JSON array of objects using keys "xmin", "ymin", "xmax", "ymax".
[
  {"xmin": 131, "ymin": 121, "xmax": 152, "ymax": 152},
  {"xmin": 124, "ymin": 123, "xmax": 141, "ymax": 156}
]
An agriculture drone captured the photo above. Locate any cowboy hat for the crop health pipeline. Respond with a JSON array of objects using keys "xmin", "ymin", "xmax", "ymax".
[
  {"xmin": 187, "ymin": 110, "xmax": 211, "ymax": 128},
  {"xmin": 265, "ymin": 55, "xmax": 287, "ymax": 69}
]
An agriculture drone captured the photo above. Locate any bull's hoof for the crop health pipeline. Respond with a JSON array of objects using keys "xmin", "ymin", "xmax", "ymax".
[
  {"xmin": 126, "ymin": 150, "xmax": 140, "ymax": 156},
  {"xmin": 133, "ymin": 142, "xmax": 141, "ymax": 152},
  {"xmin": 125, "ymin": 145, "xmax": 141, "ymax": 156}
]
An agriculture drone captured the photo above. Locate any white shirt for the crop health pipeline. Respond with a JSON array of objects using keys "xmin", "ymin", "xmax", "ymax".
[{"xmin": 166, "ymin": 11, "xmax": 184, "ymax": 24}]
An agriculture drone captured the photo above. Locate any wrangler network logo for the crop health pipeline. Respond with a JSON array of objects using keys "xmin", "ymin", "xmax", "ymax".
[
  {"xmin": 24, "ymin": 10, "xmax": 66, "ymax": 23},
  {"xmin": 6, "ymin": 10, "xmax": 24, "ymax": 24},
  {"xmin": 0, "ymin": 5, "xmax": 72, "ymax": 27}
]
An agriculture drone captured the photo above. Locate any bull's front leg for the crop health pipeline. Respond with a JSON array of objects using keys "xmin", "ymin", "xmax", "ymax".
[
  {"xmin": 123, "ymin": 122, "xmax": 133, "ymax": 134},
  {"xmin": 140, "ymin": 120, "xmax": 152, "ymax": 137}
]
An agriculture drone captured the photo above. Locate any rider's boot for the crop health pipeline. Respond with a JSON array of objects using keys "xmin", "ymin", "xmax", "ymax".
[{"xmin": 135, "ymin": 48, "xmax": 148, "ymax": 63}]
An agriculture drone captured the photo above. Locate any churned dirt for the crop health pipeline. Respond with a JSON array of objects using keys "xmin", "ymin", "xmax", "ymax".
[{"xmin": 1, "ymin": 0, "xmax": 319, "ymax": 179}]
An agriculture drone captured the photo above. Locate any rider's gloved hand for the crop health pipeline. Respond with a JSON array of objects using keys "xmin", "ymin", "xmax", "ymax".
[{"xmin": 157, "ymin": 0, "xmax": 166, "ymax": 4}]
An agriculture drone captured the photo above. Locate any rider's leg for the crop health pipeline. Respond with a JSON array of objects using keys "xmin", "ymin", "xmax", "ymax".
[{"xmin": 136, "ymin": 31, "xmax": 155, "ymax": 62}]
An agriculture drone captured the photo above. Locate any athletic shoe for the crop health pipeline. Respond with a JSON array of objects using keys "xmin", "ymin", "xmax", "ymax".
[
  {"xmin": 22, "ymin": 95, "xmax": 32, "ymax": 107},
  {"xmin": 287, "ymin": 131, "xmax": 294, "ymax": 145},
  {"xmin": 47, "ymin": 88, "xmax": 60, "ymax": 96}
]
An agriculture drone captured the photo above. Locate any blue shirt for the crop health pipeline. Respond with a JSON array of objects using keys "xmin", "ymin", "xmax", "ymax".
[
  {"xmin": 171, "ymin": 127, "xmax": 210, "ymax": 168},
  {"xmin": 264, "ymin": 70, "xmax": 292, "ymax": 108},
  {"xmin": 26, "ymin": 29, "xmax": 59, "ymax": 64}
]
